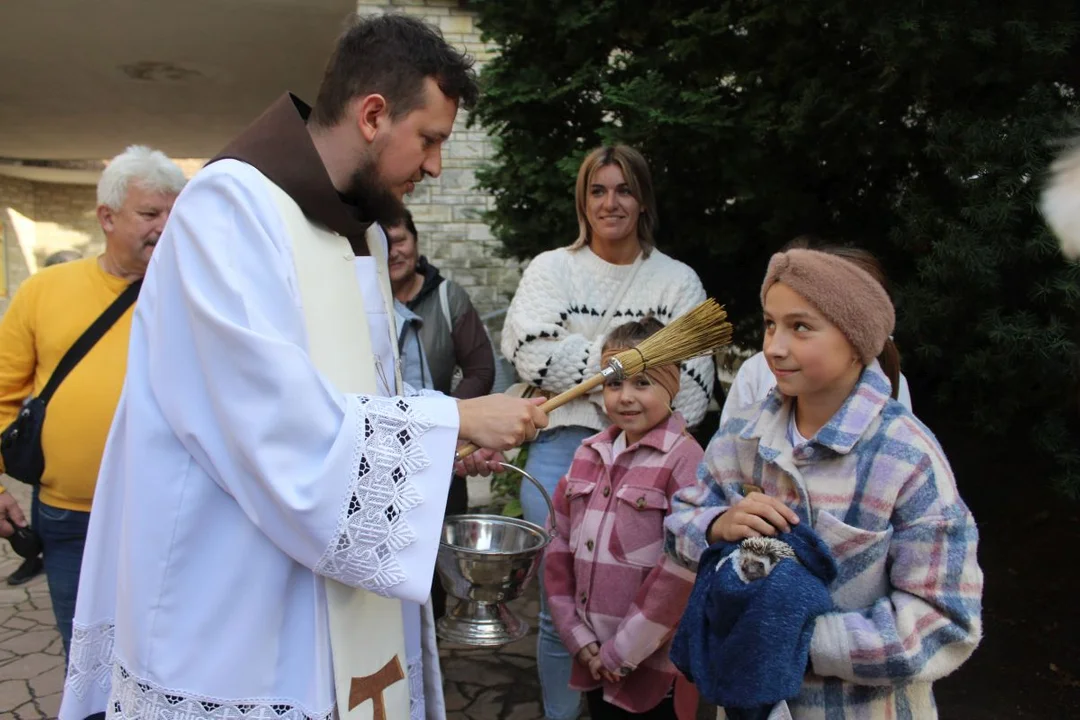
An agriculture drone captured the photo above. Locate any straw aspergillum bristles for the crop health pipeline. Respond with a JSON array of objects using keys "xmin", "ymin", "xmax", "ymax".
[{"xmin": 609, "ymin": 298, "xmax": 734, "ymax": 378}]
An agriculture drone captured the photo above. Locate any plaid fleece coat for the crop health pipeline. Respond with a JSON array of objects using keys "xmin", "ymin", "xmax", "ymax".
[
  {"xmin": 545, "ymin": 411, "xmax": 704, "ymax": 713},
  {"xmin": 665, "ymin": 363, "xmax": 983, "ymax": 719}
]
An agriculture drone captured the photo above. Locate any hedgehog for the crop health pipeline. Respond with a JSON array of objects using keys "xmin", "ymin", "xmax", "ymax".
[{"xmin": 726, "ymin": 536, "xmax": 798, "ymax": 584}]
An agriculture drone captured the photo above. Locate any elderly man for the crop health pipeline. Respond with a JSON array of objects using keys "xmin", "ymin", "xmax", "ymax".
[{"xmin": 0, "ymin": 145, "xmax": 186, "ymax": 657}]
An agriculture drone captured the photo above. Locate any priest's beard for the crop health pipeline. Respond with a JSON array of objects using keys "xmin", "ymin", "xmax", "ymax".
[{"xmin": 345, "ymin": 152, "xmax": 407, "ymax": 226}]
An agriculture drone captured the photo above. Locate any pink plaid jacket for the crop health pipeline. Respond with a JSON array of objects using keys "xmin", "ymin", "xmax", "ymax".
[{"xmin": 544, "ymin": 411, "xmax": 704, "ymax": 713}]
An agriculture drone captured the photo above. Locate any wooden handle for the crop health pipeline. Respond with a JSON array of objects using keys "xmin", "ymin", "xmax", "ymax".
[{"xmin": 454, "ymin": 372, "xmax": 607, "ymax": 460}]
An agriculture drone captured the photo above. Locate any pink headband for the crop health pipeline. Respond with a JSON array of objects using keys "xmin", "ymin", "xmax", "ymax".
[
  {"xmin": 760, "ymin": 249, "xmax": 895, "ymax": 365},
  {"xmin": 601, "ymin": 348, "xmax": 680, "ymax": 404}
]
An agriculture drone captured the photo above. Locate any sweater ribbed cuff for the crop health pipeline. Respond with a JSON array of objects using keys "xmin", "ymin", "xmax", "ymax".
[{"xmin": 809, "ymin": 613, "xmax": 853, "ymax": 680}]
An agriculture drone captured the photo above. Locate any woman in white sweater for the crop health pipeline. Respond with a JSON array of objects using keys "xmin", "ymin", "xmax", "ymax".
[{"xmin": 501, "ymin": 145, "xmax": 713, "ymax": 720}]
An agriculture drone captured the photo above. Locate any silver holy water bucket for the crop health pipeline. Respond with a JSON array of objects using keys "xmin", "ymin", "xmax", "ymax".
[{"xmin": 436, "ymin": 462, "xmax": 555, "ymax": 647}]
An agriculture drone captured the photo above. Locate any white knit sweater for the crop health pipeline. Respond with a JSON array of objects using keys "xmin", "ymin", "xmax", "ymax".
[{"xmin": 501, "ymin": 245, "xmax": 714, "ymax": 432}]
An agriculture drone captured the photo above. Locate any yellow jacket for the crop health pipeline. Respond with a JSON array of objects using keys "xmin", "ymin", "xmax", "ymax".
[{"xmin": 0, "ymin": 257, "xmax": 134, "ymax": 511}]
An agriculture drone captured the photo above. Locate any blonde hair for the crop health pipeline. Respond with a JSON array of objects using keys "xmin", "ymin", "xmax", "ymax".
[{"xmin": 570, "ymin": 145, "xmax": 658, "ymax": 257}]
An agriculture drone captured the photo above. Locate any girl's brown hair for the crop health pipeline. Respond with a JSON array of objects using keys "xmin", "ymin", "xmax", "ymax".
[
  {"xmin": 602, "ymin": 316, "xmax": 666, "ymax": 353},
  {"xmin": 570, "ymin": 145, "xmax": 658, "ymax": 256}
]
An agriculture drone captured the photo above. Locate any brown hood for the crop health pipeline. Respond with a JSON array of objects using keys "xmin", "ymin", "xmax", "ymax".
[{"xmin": 209, "ymin": 93, "xmax": 372, "ymax": 256}]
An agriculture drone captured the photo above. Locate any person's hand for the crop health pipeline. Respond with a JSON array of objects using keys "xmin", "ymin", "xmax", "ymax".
[
  {"xmin": 576, "ymin": 642, "xmax": 600, "ymax": 671},
  {"xmin": 586, "ymin": 652, "xmax": 603, "ymax": 681},
  {"xmin": 0, "ymin": 491, "xmax": 28, "ymax": 538},
  {"xmin": 456, "ymin": 395, "xmax": 547, "ymax": 452},
  {"xmin": 586, "ymin": 653, "xmax": 623, "ymax": 683},
  {"xmin": 707, "ymin": 493, "xmax": 800, "ymax": 544},
  {"xmin": 454, "ymin": 449, "xmax": 505, "ymax": 477}
]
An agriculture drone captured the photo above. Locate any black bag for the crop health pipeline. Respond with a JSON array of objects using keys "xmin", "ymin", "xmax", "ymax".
[{"xmin": 0, "ymin": 279, "xmax": 142, "ymax": 485}]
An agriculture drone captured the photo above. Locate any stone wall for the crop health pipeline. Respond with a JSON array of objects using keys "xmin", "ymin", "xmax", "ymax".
[{"xmin": 0, "ymin": 177, "xmax": 102, "ymax": 314}]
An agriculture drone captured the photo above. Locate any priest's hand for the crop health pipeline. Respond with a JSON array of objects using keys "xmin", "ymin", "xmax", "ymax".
[{"xmin": 456, "ymin": 395, "xmax": 547, "ymax": 452}]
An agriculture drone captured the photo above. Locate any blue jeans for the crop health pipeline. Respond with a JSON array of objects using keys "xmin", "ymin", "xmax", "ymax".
[
  {"xmin": 521, "ymin": 424, "xmax": 595, "ymax": 720},
  {"xmin": 36, "ymin": 500, "xmax": 90, "ymax": 659}
]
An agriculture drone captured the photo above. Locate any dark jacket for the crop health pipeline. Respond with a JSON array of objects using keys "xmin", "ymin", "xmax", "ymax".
[{"xmin": 405, "ymin": 257, "xmax": 495, "ymax": 399}]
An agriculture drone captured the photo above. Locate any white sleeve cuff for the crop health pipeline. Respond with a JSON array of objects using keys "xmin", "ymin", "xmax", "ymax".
[{"xmin": 314, "ymin": 394, "xmax": 458, "ymax": 602}]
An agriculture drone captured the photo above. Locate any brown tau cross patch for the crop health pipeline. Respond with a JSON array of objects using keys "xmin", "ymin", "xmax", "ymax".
[{"xmin": 349, "ymin": 655, "xmax": 406, "ymax": 720}]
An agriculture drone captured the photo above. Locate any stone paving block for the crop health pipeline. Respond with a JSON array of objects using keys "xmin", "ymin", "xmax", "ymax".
[
  {"xmin": 11, "ymin": 700, "xmax": 37, "ymax": 720},
  {"xmin": 28, "ymin": 664, "xmax": 63, "ymax": 697},
  {"xmin": 42, "ymin": 635, "xmax": 64, "ymax": 657},
  {"xmin": 0, "ymin": 679, "xmax": 32, "ymax": 713},
  {"xmin": 463, "ymin": 686, "xmax": 504, "ymax": 718},
  {"xmin": 1, "ymin": 652, "xmax": 63, "ymax": 680},
  {"xmin": 445, "ymin": 685, "xmax": 469, "ymax": 713},
  {"xmin": 443, "ymin": 657, "xmax": 514, "ymax": 685},
  {"xmin": 0, "ymin": 628, "xmax": 26, "ymax": 645},
  {"xmin": 1, "ymin": 629, "xmax": 56, "ymax": 655},
  {"xmin": 37, "ymin": 691, "xmax": 62, "ymax": 719},
  {"xmin": 2, "ymin": 617, "xmax": 36, "ymax": 631},
  {"xmin": 503, "ymin": 702, "xmax": 542, "ymax": 720},
  {"xmin": 20, "ymin": 609, "xmax": 56, "ymax": 627},
  {"xmin": 0, "ymin": 588, "xmax": 32, "ymax": 606}
]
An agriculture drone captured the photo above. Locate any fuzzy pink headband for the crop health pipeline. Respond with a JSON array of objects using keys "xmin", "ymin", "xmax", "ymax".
[{"xmin": 760, "ymin": 249, "xmax": 895, "ymax": 365}]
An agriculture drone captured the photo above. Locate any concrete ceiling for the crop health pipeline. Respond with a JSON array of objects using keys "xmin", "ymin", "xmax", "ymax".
[{"xmin": 0, "ymin": 0, "xmax": 356, "ymax": 166}]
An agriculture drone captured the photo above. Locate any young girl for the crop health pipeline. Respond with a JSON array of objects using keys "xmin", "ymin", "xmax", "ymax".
[
  {"xmin": 720, "ymin": 244, "xmax": 915, "ymax": 424},
  {"xmin": 666, "ymin": 247, "xmax": 984, "ymax": 718},
  {"xmin": 544, "ymin": 318, "xmax": 704, "ymax": 719}
]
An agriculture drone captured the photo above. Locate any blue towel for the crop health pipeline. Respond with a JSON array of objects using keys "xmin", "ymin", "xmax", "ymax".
[{"xmin": 670, "ymin": 523, "xmax": 837, "ymax": 718}]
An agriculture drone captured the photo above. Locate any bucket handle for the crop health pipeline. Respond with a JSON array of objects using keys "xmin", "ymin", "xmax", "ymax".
[{"xmin": 496, "ymin": 461, "xmax": 555, "ymax": 529}]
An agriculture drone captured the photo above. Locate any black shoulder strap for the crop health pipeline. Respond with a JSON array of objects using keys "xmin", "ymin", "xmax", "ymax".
[{"xmin": 38, "ymin": 279, "xmax": 143, "ymax": 406}]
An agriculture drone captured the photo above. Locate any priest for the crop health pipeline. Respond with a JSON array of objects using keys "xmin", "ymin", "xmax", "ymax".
[{"xmin": 59, "ymin": 14, "xmax": 544, "ymax": 720}]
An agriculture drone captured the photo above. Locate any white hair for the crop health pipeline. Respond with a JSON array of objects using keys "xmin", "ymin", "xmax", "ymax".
[{"xmin": 97, "ymin": 145, "xmax": 187, "ymax": 210}]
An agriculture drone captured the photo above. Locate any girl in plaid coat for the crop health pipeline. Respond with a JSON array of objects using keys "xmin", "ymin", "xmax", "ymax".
[
  {"xmin": 666, "ymin": 247, "xmax": 984, "ymax": 719},
  {"xmin": 545, "ymin": 317, "xmax": 704, "ymax": 719}
]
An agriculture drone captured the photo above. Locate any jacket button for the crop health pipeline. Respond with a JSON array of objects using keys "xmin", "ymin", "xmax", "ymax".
[
  {"xmin": 586, "ymin": 539, "xmax": 594, "ymax": 551},
  {"xmin": 635, "ymin": 497, "xmax": 646, "ymax": 509},
  {"xmin": 602, "ymin": 487, "xmax": 611, "ymax": 497},
  {"xmin": 580, "ymin": 592, "xmax": 587, "ymax": 603}
]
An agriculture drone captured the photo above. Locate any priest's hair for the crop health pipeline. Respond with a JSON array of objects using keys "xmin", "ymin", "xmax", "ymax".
[
  {"xmin": 97, "ymin": 145, "xmax": 187, "ymax": 211},
  {"xmin": 312, "ymin": 13, "xmax": 479, "ymax": 127}
]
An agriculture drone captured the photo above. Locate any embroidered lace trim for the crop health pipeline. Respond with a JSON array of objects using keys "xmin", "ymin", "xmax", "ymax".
[
  {"xmin": 315, "ymin": 396, "xmax": 432, "ymax": 594},
  {"xmin": 66, "ymin": 621, "xmax": 116, "ymax": 700},
  {"xmin": 408, "ymin": 653, "xmax": 425, "ymax": 720},
  {"xmin": 108, "ymin": 662, "xmax": 333, "ymax": 720}
]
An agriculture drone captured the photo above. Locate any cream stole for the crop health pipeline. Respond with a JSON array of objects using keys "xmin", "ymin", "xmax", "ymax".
[{"xmin": 261, "ymin": 174, "xmax": 409, "ymax": 720}]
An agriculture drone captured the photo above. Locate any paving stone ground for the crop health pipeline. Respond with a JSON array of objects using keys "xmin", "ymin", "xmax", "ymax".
[
  {"xmin": 0, "ymin": 479, "xmax": 712, "ymax": 719},
  {"xmin": 0, "ymin": 480, "xmax": 65, "ymax": 720},
  {"xmin": 0, "ymin": 478, "xmax": 555, "ymax": 720}
]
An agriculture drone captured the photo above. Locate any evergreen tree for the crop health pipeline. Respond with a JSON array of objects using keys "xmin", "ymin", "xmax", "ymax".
[{"xmin": 469, "ymin": 0, "xmax": 1080, "ymax": 496}]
